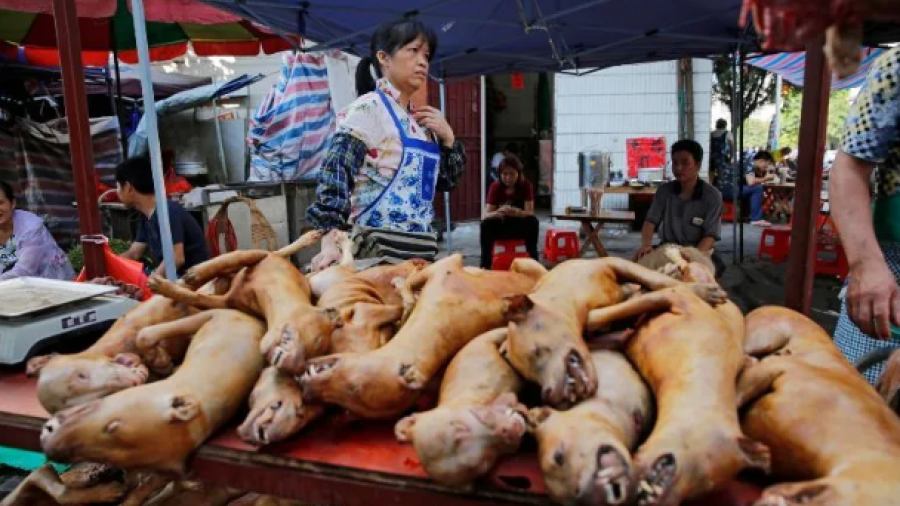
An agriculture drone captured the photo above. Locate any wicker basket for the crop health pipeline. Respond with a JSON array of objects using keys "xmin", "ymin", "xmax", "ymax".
[{"xmin": 210, "ymin": 196, "xmax": 278, "ymax": 253}]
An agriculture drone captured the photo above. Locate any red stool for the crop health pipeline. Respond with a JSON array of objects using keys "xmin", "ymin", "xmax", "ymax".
[
  {"xmin": 543, "ymin": 229, "xmax": 580, "ymax": 263},
  {"xmin": 722, "ymin": 201, "xmax": 735, "ymax": 222},
  {"xmin": 758, "ymin": 225, "xmax": 792, "ymax": 263},
  {"xmin": 491, "ymin": 239, "xmax": 529, "ymax": 270},
  {"xmin": 814, "ymin": 242, "xmax": 849, "ymax": 281}
]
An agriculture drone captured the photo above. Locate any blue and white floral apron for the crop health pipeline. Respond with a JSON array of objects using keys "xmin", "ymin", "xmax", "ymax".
[
  {"xmin": 352, "ymin": 89, "xmax": 441, "ymax": 264},
  {"xmin": 834, "ymin": 194, "xmax": 900, "ymax": 384}
]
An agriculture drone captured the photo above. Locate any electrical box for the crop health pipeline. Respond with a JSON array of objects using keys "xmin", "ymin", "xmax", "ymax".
[{"xmin": 578, "ymin": 151, "xmax": 612, "ymax": 188}]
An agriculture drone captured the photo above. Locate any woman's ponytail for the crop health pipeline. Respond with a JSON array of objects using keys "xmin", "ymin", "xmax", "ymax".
[{"xmin": 355, "ymin": 56, "xmax": 379, "ymax": 97}]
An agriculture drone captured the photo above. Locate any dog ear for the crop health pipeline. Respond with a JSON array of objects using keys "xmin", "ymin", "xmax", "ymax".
[
  {"xmin": 394, "ymin": 415, "xmax": 418, "ymax": 443},
  {"xmin": 168, "ymin": 395, "xmax": 200, "ymax": 422},
  {"xmin": 322, "ymin": 307, "xmax": 344, "ymax": 328},
  {"xmin": 502, "ymin": 294, "xmax": 534, "ymax": 323},
  {"xmin": 26, "ymin": 354, "xmax": 58, "ymax": 377},
  {"xmin": 526, "ymin": 407, "xmax": 553, "ymax": 432}
]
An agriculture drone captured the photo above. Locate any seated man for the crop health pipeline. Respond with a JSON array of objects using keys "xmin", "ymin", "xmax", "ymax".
[
  {"xmin": 721, "ymin": 151, "xmax": 776, "ymax": 227},
  {"xmin": 480, "ymin": 156, "xmax": 539, "ymax": 269},
  {"xmin": 634, "ymin": 140, "xmax": 725, "ymax": 276},
  {"xmin": 116, "ymin": 157, "xmax": 210, "ymax": 279}
]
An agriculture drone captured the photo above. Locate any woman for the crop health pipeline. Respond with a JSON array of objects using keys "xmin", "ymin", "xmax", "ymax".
[
  {"xmin": 0, "ymin": 180, "xmax": 76, "ymax": 281},
  {"xmin": 480, "ymin": 156, "xmax": 539, "ymax": 268},
  {"xmin": 830, "ymin": 46, "xmax": 900, "ymax": 383},
  {"xmin": 306, "ymin": 19, "xmax": 465, "ymax": 270}
]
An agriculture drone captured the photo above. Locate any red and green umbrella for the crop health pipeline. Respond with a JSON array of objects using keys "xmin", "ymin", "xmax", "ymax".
[{"xmin": 0, "ymin": 0, "xmax": 297, "ymax": 67}]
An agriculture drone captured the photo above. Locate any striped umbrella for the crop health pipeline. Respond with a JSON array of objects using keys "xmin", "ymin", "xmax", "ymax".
[
  {"xmin": 0, "ymin": 0, "xmax": 298, "ymax": 67},
  {"xmin": 748, "ymin": 47, "xmax": 885, "ymax": 90}
]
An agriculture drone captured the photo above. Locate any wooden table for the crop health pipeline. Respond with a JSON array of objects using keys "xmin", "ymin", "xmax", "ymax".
[
  {"xmin": 551, "ymin": 210, "xmax": 636, "ymax": 257},
  {"xmin": 0, "ymin": 371, "xmax": 763, "ymax": 506},
  {"xmin": 603, "ymin": 185, "xmax": 659, "ymax": 197}
]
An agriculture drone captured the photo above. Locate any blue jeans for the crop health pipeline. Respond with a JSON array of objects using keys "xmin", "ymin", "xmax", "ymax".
[{"xmin": 723, "ymin": 185, "xmax": 765, "ymax": 222}]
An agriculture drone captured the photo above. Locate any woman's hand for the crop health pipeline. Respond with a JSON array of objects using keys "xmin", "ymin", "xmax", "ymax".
[
  {"xmin": 310, "ymin": 230, "xmax": 343, "ymax": 273},
  {"xmin": 634, "ymin": 245, "xmax": 654, "ymax": 261},
  {"xmin": 413, "ymin": 106, "xmax": 455, "ymax": 148},
  {"xmin": 847, "ymin": 257, "xmax": 900, "ymax": 339}
]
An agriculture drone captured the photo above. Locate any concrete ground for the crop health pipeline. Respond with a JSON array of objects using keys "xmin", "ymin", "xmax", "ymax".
[{"xmin": 442, "ymin": 214, "xmax": 843, "ymax": 333}]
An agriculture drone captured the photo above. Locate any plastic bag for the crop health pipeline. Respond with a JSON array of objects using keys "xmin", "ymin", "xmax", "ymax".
[{"xmin": 75, "ymin": 238, "xmax": 151, "ymax": 301}]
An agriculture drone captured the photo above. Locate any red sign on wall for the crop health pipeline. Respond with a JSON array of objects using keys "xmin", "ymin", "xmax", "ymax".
[
  {"xmin": 510, "ymin": 72, "xmax": 525, "ymax": 90},
  {"xmin": 626, "ymin": 137, "xmax": 667, "ymax": 178}
]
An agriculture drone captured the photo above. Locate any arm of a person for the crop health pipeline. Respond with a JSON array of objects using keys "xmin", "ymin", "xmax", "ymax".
[
  {"xmin": 152, "ymin": 243, "xmax": 185, "ymax": 279},
  {"xmin": 305, "ymin": 133, "xmax": 365, "ymax": 231},
  {"xmin": 521, "ymin": 200, "xmax": 535, "ymax": 216},
  {"xmin": 0, "ymin": 227, "xmax": 48, "ymax": 280},
  {"xmin": 697, "ymin": 196, "xmax": 723, "ymax": 253},
  {"xmin": 435, "ymin": 140, "xmax": 467, "ymax": 192},
  {"xmin": 831, "ymin": 152, "xmax": 882, "ymax": 271},
  {"xmin": 120, "ymin": 242, "xmax": 147, "ymax": 261}
]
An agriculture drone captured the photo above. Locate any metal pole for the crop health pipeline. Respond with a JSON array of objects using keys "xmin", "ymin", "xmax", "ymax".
[
  {"xmin": 480, "ymin": 75, "xmax": 487, "ymax": 220},
  {"xmin": 130, "ymin": 0, "xmax": 178, "ymax": 281},
  {"xmin": 730, "ymin": 52, "xmax": 739, "ymax": 265},
  {"xmin": 52, "ymin": 0, "xmax": 105, "ymax": 278},
  {"xmin": 785, "ymin": 35, "xmax": 830, "ymax": 313},
  {"xmin": 110, "ymin": 27, "xmax": 128, "ymax": 156},
  {"xmin": 212, "ymin": 98, "xmax": 228, "ymax": 184},
  {"xmin": 438, "ymin": 80, "xmax": 453, "ymax": 252},
  {"xmin": 773, "ymin": 74, "xmax": 783, "ymax": 151},
  {"xmin": 738, "ymin": 50, "xmax": 746, "ymax": 262}
]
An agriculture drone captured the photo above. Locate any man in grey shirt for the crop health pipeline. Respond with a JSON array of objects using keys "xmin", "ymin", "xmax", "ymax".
[{"xmin": 634, "ymin": 139, "xmax": 724, "ymax": 274}]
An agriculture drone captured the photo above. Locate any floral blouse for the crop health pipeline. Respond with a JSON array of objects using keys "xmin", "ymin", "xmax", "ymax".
[
  {"xmin": 0, "ymin": 210, "xmax": 75, "ymax": 282},
  {"xmin": 307, "ymin": 78, "xmax": 466, "ymax": 230},
  {"xmin": 841, "ymin": 46, "xmax": 900, "ymax": 199}
]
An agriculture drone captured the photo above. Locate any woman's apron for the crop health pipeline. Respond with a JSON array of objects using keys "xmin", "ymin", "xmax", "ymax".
[
  {"xmin": 834, "ymin": 191, "xmax": 900, "ymax": 383},
  {"xmin": 351, "ymin": 89, "xmax": 441, "ymax": 264}
]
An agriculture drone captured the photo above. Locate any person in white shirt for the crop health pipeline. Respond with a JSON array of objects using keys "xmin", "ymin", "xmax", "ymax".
[{"xmin": 490, "ymin": 142, "xmax": 519, "ymax": 182}]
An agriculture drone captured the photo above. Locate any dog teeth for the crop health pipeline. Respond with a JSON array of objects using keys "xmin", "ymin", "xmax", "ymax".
[{"xmin": 598, "ymin": 467, "xmax": 617, "ymax": 478}]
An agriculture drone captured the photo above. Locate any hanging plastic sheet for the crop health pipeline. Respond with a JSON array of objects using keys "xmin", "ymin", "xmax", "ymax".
[
  {"xmin": 0, "ymin": 116, "xmax": 122, "ymax": 248},
  {"xmin": 247, "ymin": 51, "xmax": 336, "ymax": 182}
]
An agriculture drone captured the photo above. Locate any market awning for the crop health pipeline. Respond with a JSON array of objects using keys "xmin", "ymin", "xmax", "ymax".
[
  {"xmin": 748, "ymin": 47, "xmax": 886, "ymax": 90},
  {"xmin": 194, "ymin": 0, "xmax": 757, "ymax": 78}
]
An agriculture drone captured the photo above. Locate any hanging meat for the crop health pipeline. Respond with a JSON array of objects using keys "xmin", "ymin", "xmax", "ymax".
[{"xmin": 740, "ymin": 0, "xmax": 900, "ymax": 77}]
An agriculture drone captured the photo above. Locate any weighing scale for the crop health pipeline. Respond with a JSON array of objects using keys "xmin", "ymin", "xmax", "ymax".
[{"xmin": 0, "ymin": 278, "xmax": 140, "ymax": 365}]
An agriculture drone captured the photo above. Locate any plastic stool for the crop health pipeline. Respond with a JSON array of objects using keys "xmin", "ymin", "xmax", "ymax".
[
  {"xmin": 543, "ymin": 229, "xmax": 580, "ymax": 263},
  {"xmin": 491, "ymin": 239, "xmax": 530, "ymax": 271},
  {"xmin": 758, "ymin": 225, "xmax": 791, "ymax": 263},
  {"xmin": 815, "ymin": 243, "xmax": 849, "ymax": 281},
  {"xmin": 722, "ymin": 201, "xmax": 735, "ymax": 222}
]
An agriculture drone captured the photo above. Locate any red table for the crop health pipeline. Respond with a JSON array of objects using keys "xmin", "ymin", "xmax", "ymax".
[{"xmin": 0, "ymin": 371, "xmax": 763, "ymax": 506}]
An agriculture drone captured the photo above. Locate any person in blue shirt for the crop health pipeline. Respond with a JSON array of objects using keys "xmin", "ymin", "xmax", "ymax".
[{"xmin": 116, "ymin": 157, "xmax": 209, "ymax": 278}]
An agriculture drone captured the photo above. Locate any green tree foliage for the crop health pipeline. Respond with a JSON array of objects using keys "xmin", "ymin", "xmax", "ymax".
[
  {"xmin": 742, "ymin": 118, "xmax": 772, "ymax": 149},
  {"xmin": 778, "ymin": 87, "xmax": 853, "ymax": 150},
  {"xmin": 713, "ymin": 56, "xmax": 775, "ymax": 123}
]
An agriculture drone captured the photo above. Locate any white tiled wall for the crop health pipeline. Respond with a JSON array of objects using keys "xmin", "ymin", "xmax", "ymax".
[{"xmin": 553, "ymin": 60, "xmax": 714, "ymax": 214}]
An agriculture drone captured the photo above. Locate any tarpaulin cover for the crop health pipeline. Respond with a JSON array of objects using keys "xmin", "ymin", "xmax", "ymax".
[
  {"xmin": 0, "ymin": 0, "xmax": 234, "ymax": 22},
  {"xmin": 0, "ymin": 0, "xmax": 296, "ymax": 67},
  {"xmin": 248, "ymin": 51, "xmax": 336, "ymax": 182},
  {"xmin": 196, "ymin": 0, "xmax": 754, "ymax": 78},
  {"xmin": 127, "ymin": 73, "xmax": 263, "ymax": 158},
  {"xmin": 0, "ymin": 116, "xmax": 122, "ymax": 249},
  {"xmin": 748, "ymin": 47, "xmax": 886, "ymax": 90}
]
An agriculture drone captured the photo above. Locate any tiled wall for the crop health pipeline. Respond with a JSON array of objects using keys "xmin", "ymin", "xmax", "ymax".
[{"xmin": 553, "ymin": 60, "xmax": 714, "ymax": 214}]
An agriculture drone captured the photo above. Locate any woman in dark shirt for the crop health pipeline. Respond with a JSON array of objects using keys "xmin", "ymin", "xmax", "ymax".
[{"xmin": 480, "ymin": 156, "xmax": 539, "ymax": 268}]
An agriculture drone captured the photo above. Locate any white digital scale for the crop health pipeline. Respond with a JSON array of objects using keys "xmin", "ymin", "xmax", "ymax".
[{"xmin": 0, "ymin": 278, "xmax": 139, "ymax": 365}]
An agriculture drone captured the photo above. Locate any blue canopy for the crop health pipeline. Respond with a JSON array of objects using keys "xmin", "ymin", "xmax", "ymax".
[{"xmin": 195, "ymin": 0, "xmax": 754, "ymax": 78}]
